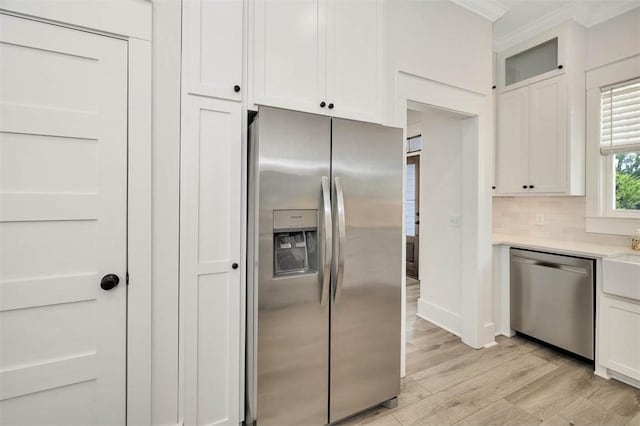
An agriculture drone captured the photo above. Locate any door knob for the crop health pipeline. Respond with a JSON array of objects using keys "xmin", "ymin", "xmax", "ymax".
[
  {"xmin": 100, "ymin": 274, "xmax": 120, "ymax": 291},
  {"xmin": 234, "ymin": 85, "xmax": 241, "ymax": 93},
  {"xmin": 232, "ymin": 262, "xmax": 239, "ymax": 270}
]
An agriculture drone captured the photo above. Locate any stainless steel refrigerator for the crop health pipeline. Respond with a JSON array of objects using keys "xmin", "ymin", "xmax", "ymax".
[{"xmin": 246, "ymin": 107, "xmax": 402, "ymax": 425}]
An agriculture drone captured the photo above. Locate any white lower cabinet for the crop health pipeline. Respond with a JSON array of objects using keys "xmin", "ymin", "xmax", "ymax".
[
  {"xmin": 180, "ymin": 95, "xmax": 242, "ymax": 425},
  {"xmin": 599, "ymin": 295, "xmax": 640, "ymax": 382}
]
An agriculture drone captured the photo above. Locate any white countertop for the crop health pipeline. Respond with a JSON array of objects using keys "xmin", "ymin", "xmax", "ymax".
[{"xmin": 493, "ymin": 233, "xmax": 638, "ymax": 258}]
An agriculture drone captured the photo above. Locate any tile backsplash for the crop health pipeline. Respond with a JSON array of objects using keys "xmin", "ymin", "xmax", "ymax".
[{"xmin": 493, "ymin": 196, "xmax": 630, "ymax": 247}]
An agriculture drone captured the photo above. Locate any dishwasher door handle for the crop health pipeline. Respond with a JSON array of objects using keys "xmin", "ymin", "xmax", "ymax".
[{"xmin": 511, "ymin": 256, "xmax": 588, "ymax": 275}]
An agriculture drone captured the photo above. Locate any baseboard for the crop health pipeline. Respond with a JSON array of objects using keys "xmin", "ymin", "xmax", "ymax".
[
  {"xmin": 416, "ymin": 298, "xmax": 462, "ymax": 337},
  {"xmin": 609, "ymin": 370, "xmax": 640, "ymax": 390}
]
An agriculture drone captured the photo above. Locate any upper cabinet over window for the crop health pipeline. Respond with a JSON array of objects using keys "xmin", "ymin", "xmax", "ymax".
[
  {"xmin": 495, "ymin": 21, "xmax": 587, "ymax": 196},
  {"xmin": 250, "ymin": 0, "xmax": 383, "ymax": 123}
]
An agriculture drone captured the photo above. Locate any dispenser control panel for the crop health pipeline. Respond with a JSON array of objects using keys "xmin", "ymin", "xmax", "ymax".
[{"xmin": 273, "ymin": 210, "xmax": 318, "ymax": 276}]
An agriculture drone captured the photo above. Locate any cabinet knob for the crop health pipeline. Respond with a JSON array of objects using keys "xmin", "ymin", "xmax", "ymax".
[
  {"xmin": 320, "ymin": 101, "xmax": 326, "ymax": 108},
  {"xmin": 234, "ymin": 85, "xmax": 241, "ymax": 93},
  {"xmin": 492, "ymin": 85, "xmax": 496, "ymax": 90},
  {"xmin": 328, "ymin": 103, "xmax": 334, "ymax": 109},
  {"xmin": 492, "ymin": 186, "xmax": 496, "ymax": 190},
  {"xmin": 529, "ymin": 185, "xmax": 535, "ymax": 189},
  {"xmin": 232, "ymin": 262, "xmax": 239, "ymax": 270},
  {"xmin": 557, "ymin": 65, "xmax": 563, "ymax": 70},
  {"xmin": 522, "ymin": 185, "xmax": 527, "ymax": 189},
  {"xmin": 100, "ymin": 274, "xmax": 120, "ymax": 291}
]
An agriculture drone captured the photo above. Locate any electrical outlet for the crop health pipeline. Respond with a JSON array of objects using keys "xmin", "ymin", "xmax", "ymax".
[
  {"xmin": 535, "ymin": 214, "xmax": 545, "ymax": 226},
  {"xmin": 449, "ymin": 215, "xmax": 461, "ymax": 228}
]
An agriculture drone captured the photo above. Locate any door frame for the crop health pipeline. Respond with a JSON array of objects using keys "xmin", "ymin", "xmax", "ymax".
[
  {"xmin": 393, "ymin": 71, "xmax": 494, "ymax": 377},
  {"xmin": 0, "ymin": 3, "xmax": 153, "ymax": 425},
  {"xmin": 405, "ymin": 153, "xmax": 420, "ymax": 279}
]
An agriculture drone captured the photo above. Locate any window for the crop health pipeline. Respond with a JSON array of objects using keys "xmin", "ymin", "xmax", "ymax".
[
  {"xmin": 407, "ymin": 135, "xmax": 422, "ymax": 153},
  {"xmin": 600, "ymin": 78, "xmax": 640, "ymax": 215}
]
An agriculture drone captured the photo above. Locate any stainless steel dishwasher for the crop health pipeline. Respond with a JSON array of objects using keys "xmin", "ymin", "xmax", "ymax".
[{"xmin": 510, "ymin": 248, "xmax": 595, "ymax": 360}]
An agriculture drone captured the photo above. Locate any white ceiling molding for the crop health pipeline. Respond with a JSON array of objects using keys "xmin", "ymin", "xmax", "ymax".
[
  {"xmin": 450, "ymin": 0, "xmax": 509, "ymax": 22},
  {"xmin": 494, "ymin": 2, "xmax": 640, "ymax": 52}
]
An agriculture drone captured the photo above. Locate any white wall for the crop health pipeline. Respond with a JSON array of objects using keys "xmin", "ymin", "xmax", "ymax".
[
  {"xmin": 587, "ymin": 6, "xmax": 640, "ymax": 70},
  {"xmin": 384, "ymin": 0, "xmax": 493, "ymax": 125},
  {"xmin": 412, "ymin": 108, "xmax": 465, "ymax": 335}
]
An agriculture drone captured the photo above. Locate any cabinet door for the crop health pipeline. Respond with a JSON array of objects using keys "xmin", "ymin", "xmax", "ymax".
[
  {"xmin": 181, "ymin": 96, "xmax": 242, "ymax": 426},
  {"xmin": 252, "ymin": 0, "xmax": 326, "ymax": 114},
  {"xmin": 600, "ymin": 296, "xmax": 640, "ymax": 382},
  {"xmin": 528, "ymin": 76, "xmax": 567, "ymax": 193},
  {"xmin": 325, "ymin": 0, "xmax": 382, "ymax": 123},
  {"xmin": 496, "ymin": 86, "xmax": 529, "ymax": 194},
  {"xmin": 184, "ymin": 0, "xmax": 242, "ymax": 100}
]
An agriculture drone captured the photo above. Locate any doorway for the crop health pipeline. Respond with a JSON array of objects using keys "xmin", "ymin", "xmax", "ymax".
[{"xmin": 406, "ymin": 153, "xmax": 420, "ymax": 279}]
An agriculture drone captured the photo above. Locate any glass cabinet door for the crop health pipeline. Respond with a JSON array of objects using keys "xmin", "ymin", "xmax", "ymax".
[{"xmin": 505, "ymin": 37, "xmax": 558, "ymax": 86}]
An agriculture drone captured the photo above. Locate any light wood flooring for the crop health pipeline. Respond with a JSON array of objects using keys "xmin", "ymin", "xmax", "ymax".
[{"xmin": 335, "ymin": 278, "xmax": 640, "ymax": 426}]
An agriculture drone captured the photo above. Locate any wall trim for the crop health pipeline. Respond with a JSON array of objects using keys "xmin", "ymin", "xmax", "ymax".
[
  {"xmin": 449, "ymin": 0, "xmax": 507, "ymax": 23},
  {"xmin": 494, "ymin": 3, "xmax": 640, "ymax": 53},
  {"xmin": 417, "ymin": 299, "xmax": 462, "ymax": 337}
]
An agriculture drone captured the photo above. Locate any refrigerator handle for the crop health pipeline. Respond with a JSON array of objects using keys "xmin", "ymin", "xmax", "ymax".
[
  {"xmin": 334, "ymin": 177, "xmax": 346, "ymax": 304},
  {"xmin": 321, "ymin": 176, "xmax": 332, "ymax": 306}
]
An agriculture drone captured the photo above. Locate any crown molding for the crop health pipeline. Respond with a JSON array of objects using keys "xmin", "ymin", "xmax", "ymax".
[
  {"xmin": 450, "ymin": 0, "xmax": 508, "ymax": 22},
  {"xmin": 494, "ymin": 2, "xmax": 640, "ymax": 52}
]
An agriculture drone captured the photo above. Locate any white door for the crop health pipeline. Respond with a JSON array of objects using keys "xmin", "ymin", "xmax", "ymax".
[
  {"xmin": 252, "ymin": 0, "xmax": 326, "ymax": 115},
  {"xmin": 180, "ymin": 95, "xmax": 241, "ymax": 426},
  {"xmin": 0, "ymin": 14, "xmax": 127, "ymax": 426},
  {"xmin": 326, "ymin": 0, "xmax": 382, "ymax": 123},
  {"xmin": 497, "ymin": 86, "xmax": 529, "ymax": 194},
  {"xmin": 184, "ymin": 0, "xmax": 243, "ymax": 101},
  {"xmin": 528, "ymin": 75, "xmax": 567, "ymax": 194}
]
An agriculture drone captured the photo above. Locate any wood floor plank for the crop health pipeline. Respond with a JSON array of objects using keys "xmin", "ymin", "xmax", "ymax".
[
  {"xmin": 395, "ymin": 353, "xmax": 557, "ymax": 425},
  {"xmin": 582, "ymin": 374, "xmax": 640, "ymax": 420},
  {"xmin": 557, "ymin": 396, "xmax": 629, "ymax": 426},
  {"xmin": 505, "ymin": 362, "xmax": 598, "ymax": 421},
  {"xmin": 453, "ymin": 398, "xmax": 541, "ymax": 426},
  {"xmin": 410, "ymin": 338, "xmax": 540, "ymax": 394}
]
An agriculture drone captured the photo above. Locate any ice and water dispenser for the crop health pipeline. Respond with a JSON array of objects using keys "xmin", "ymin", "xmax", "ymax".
[{"xmin": 273, "ymin": 210, "xmax": 318, "ymax": 276}]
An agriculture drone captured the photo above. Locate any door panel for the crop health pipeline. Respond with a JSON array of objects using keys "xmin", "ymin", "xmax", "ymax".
[
  {"xmin": 253, "ymin": 0, "xmax": 326, "ymax": 115},
  {"xmin": 0, "ymin": 14, "xmax": 127, "ymax": 426},
  {"xmin": 249, "ymin": 107, "xmax": 331, "ymax": 426},
  {"xmin": 529, "ymin": 76, "xmax": 567, "ymax": 193},
  {"xmin": 497, "ymin": 86, "xmax": 529, "ymax": 194},
  {"xmin": 330, "ymin": 119, "xmax": 402, "ymax": 422},
  {"xmin": 183, "ymin": 0, "xmax": 242, "ymax": 100},
  {"xmin": 181, "ymin": 96, "xmax": 242, "ymax": 426},
  {"xmin": 326, "ymin": 0, "xmax": 381, "ymax": 123},
  {"xmin": 406, "ymin": 155, "xmax": 419, "ymax": 279}
]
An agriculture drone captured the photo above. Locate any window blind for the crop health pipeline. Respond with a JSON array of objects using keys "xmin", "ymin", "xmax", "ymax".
[{"xmin": 600, "ymin": 77, "xmax": 640, "ymax": 155}]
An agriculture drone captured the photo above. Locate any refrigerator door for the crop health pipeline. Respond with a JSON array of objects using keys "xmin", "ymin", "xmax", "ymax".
[
  {"xmin": 330, "ymin": 119, "xmax": 403, "ymax": 422},
  {"xmin": 247, "ymin": 107, "xmax": 331, "ymax": 426}
]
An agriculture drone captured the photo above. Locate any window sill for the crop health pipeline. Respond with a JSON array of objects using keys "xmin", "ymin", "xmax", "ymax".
[{"xmin": 586, "ymin": 216, "xmax": 640, "ymax": 236}]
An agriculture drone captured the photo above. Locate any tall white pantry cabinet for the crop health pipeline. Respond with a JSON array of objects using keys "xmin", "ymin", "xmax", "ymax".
[{"xmin": 179, "ymin": 1, "xmax": 243, "ymax": 425}]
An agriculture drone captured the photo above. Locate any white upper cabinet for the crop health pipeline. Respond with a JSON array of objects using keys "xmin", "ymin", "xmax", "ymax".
[
  {"xmin": 325, "ymin": 0, "xmax": 382, "ymax": 122},
  {"xmin": 252, "ymin": 0, "xmax": 326, "ymax": 114},
  {"xmin": 251, "ymin": 0, "xmax": 383, "ymax": 123},
  {"xmin": 528, "ymin": 76, "xmax": 567, "ymax": 194},
  {"xmin": 495, "ymin": 21, "xmax": 586, "ymax": 196},
  {"xmin": 497, "ymin": 86, "xmax": 529, "ymax": 194},
  {"xmin": 184, "ymin": 0, "xmax": 243, "ymax": 101}
]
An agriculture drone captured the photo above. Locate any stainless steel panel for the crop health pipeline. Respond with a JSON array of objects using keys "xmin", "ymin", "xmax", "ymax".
[
  {"xmin": 330, "ymin": 119, "xmax": 403, "ymax": 422},
  {"xmin": 510, "ymin": 249, "xmax": 594, "ymax": 360},
  {"xmin": 247, "ymin": 107, "xmax": 331, "ymax": 426}
]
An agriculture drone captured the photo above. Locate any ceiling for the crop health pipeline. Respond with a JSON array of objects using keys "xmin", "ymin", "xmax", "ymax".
[{"xmin": 452, "ymin": 0, "xmax": 640, "ymax": 51}]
